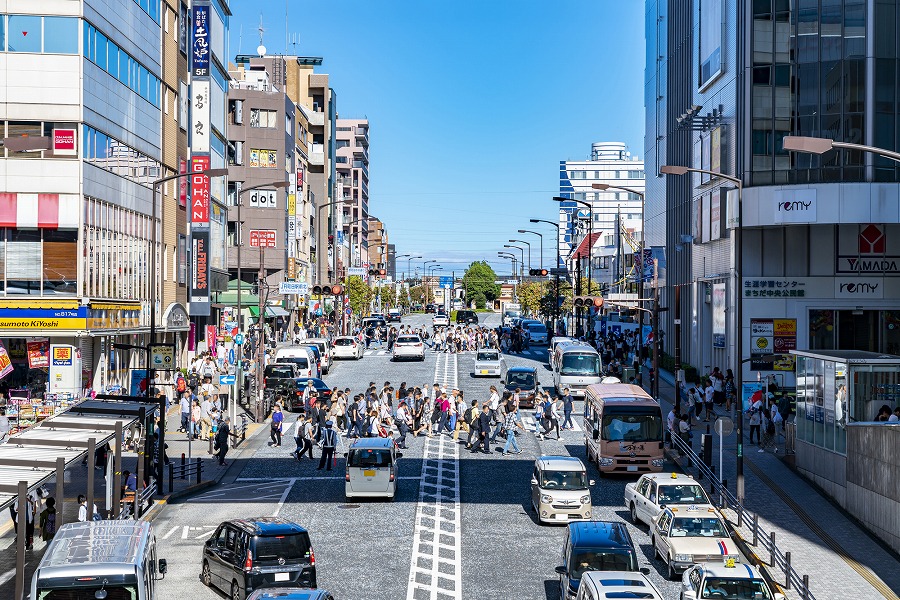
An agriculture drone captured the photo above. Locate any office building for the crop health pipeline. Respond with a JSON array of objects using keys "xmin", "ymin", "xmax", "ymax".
[
  {"xmin": 367, "ymin": 217, "xmax": 388, "ymax": 273},
  {"xmin": 335, "ymin": 118, "xmax": 370, "ymax": 270}
]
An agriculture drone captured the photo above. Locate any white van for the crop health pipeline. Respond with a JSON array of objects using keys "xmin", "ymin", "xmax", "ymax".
[
  {"xmin": 305, "ymin": 338, "xmax": 333, "ymax": 374},
  {"xmin": 531, "ymin": 456, "xmax": 594, "ymax": 524},
  {"xmin": 345, "ymin": 437, "xmax": 402, "ymax": 500},
  {"xmin": 32, "ymin": 520, "xmax": 167, "ymax": 600},
  {"xmin": 552, "ymin": 342, "xmax": 603, "ymax": 397},
  {"xmin": 275, "ymin": 346, "xmax": 317, "ymax": 378}
]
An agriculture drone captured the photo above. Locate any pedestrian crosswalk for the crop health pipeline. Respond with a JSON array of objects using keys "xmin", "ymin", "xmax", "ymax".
[
  {"xmin": 521, "ymin": 415, "xmax": 582, "ymax": 433},
  {"xmin": 363, "ymin": 349, "xmax": 392, "ymax": 356}
]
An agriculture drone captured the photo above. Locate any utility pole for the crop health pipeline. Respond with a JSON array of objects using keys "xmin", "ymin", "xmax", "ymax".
[
  {"xmin": 652, "ymin": 259, "xmax": 660, "ymax": 401},
  {"xmin": 256, "ymin": 247, "xmax": 265, "ymax": 423},
  {"xmin": 674, "ymin": 284, "xmax": 682, "ymax": 414}
]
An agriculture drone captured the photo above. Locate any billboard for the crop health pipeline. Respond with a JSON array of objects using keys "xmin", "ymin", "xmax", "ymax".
[
  {"xmin": 191, "ymin": 229, "xmax": 210, "ymax": 316},
  {"xmin": 712, "ymin": 283, "xmax": 726, "ymax": 348},
  {"xmin": 699, "ymin": 0, "xmax": 723, "ymax": 89},
  {"xmin": 190, "ymin": 156, "xmax": 211, "ymax": 224},
  {"xmin": 191, "ymin": 4, "xmax": 210, "ymax": 77}
]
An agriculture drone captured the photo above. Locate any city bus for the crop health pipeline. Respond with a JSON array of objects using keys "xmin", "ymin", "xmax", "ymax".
[
  {"xmin": 552, "ymin": 342, "xmax": 603, "ymax": 397},
  {"xmin": 583, "ymin": 383, "xmax": 664, "ymax": 474}
]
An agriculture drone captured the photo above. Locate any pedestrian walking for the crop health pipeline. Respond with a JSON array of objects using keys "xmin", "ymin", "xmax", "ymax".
[
  {"xmin": 747, "ymin": 394, "xmax": 763, "ymax": 445},
  {"xmin": 214, "ymin": 416, "xmax": 233, "ymax": 466},
  {"xmin": 501, "ymin": 406, "xmax": 524, "ymax": 455},
  {"xmin": 270, "ymin": 403, "xmax": 284, "ymax": 446},
  {"xmin": 295, "ymin": 416, "xmax": 315, "ymax": 460},
  {"xmin": 39, "ymin": 497, "xmax": 57, "ymax": 543},
  {"xmin": 561, "ymin": 388, "xmax": 574, "ymax": 429},
  {"xmin": 472, "ymin": 405, "xmax": 492, "ymax": 454},
  {"xmin": 317, "ymin": 421, "xmax": 343, "ymax": 470},
  {"xmin": 395, "ymin": 401, "xmax": 412, "ymax": 449}
]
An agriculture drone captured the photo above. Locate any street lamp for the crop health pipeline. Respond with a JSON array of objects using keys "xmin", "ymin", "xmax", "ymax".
[
  {"xmin": 422, "ymin": 259, "xmax": 438, "ymax": 285},
  {"xmin": 531, "ymin": 218, "xmax": 562, "ymax": 333},
  {"xmin": 782, "ymin": 135, "xmax": 900, "ymax": 162},
  {"xmin": 234, "ymin": 180, "xmax": 289, "ymax": 423},
  {"xmin": 660, "ymin": 163, "xmax": 744, "ymax": 504},
  {"xmin": 503, "ymin": 244, "xmax": 525, "ymax": 279},
  {"xmin": 517, "ymin": 229, "xmax": 544, "ymax": 271},
  {"xmin": 508, "ymin": 239, "xmax": 532, "ymax": 272},
  {"xmin": 553, "ymin": 196, "xmax": 593, "ymax": 288},
  {"xmin": 401, "ymin": 255, "xmax": 421, "ymax": 283},
  {"xmin": 147, "ymin": 165, "xmax": 227, "ymax": 494},
  {"xmin": 498, "ymin": 252, "xmax": 519, "ymax": 301}
]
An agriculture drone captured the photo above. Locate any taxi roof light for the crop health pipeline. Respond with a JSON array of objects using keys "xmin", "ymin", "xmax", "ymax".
[{"xmin": 671, "ymin": 472, "xmax": 678, "ymax": 479}]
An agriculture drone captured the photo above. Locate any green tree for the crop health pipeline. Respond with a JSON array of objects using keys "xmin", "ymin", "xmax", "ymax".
[
  {"xmin": 345, "ymin": 276, "xmax": 372, "ymax": 315},
  {"xmin": 462, "ymin": 261, "xmax": 500, "ymax": 310},
  {"xmin": 408, "ymin": 284, "xmax": 434, "ymax": 307},
  {"xmin": 518, "ymin": 281, "xmax": 547, "ymax": 316}
]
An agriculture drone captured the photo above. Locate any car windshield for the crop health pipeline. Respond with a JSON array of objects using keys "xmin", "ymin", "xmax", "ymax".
[
  {"xmin": 278, "ymin": 356, "xmax": 309, "ymax": 369},
  {"xmin": 701, "ymin": 577, "xmax": 772, "ymax": 599},
  {"xmin": 570, "ymin": 550, "xmax": 635, "ymax": 579},
  {"xmin": 527, "ymin": 324, "xmax": 547, "ymax": 333},
  {"xmin": 334, "ymin": 338, "xmax": 355, "ymax": 346},
  {"xmin": 658, "ymin": 484, "xmax": 709, "ymax": 505},
  {"xmin": 38, "ymin": 585, "xmax": 139, "ymax": 599},
  {"xmin": 539, "ymin": 470, "xmax": 587, "ymax": 490},
  {"xmin": 670, "ymin": 516, "xmax": 728, "ymax": 537},
  {"xmin": 265, "ymin": 366, "xmax": 294, "ymax": 379},
  {"xmin": 560, "ymin": 353, "xmax": 601, "ymax": 376},
  {"xmin": 477, "ymin": 352, "xmax": 499, "ymax": 362},
  {"xmin": 507, "ymin": 372, "xmax": 535, "ymax": 388},
  {"xmin": 254, "ymin": 533, "xmax": 311, "ymax": 562},
  {"xmin": 601, "ymin": 407, "xmax": 663, "ymax": 442},
  {"xmin": 348, "ymin": 448, "xmax": 391, "ymax": 467},
  {"xmin": 397, "ymin": 336, "xmax": 420, "ymax": 344}
]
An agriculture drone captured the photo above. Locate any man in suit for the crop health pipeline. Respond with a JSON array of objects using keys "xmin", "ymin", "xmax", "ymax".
[{"xmin": 473, "ymin": 404, "xmax": 492, "ymax": 454}]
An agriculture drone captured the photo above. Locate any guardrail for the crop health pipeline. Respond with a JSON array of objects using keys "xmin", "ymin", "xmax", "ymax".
[
  {"xmin": 232, "ymin": 415, "xmax": 249, "ymax": 448},
  {"xmin": 167, "ymin": 456, "xmax": 204, "ymax": 493},
  {"xmin": 117, "ymin": 481, "xmax": 157, "ymax": 519},
  {"xmin": 669, "ymin": 431, "xmax": 816, "ymax": 600}
]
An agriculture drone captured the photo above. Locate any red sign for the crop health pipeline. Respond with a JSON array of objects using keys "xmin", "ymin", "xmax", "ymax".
[
  {"xmin": 859, "ymin": 224, "xmax": 885, "ymax": 255},
  {"xmin": 179, "ymin": 158, "xmax": 188, "ymax": 208},
  {"xmin": 52, "ymin": 128, "xmax": 77, "ymax": 156},
  {"xmin": 297, "ymin": 168, "xmax": 303, "ymax": 187},
  {"xmin": 206, "ymin": 325, "xmax": 217, "ymax": 356},
  {"xmin": 190, "ymin": 155, "xmax": 211, "ymax": 223},
  {"xmin": 27, "ymin": 339, "xmax": 50, "ymax": 369},
  {"xmin": 249, "ymin": 230, "xmax": 277, "ymax": 248}
]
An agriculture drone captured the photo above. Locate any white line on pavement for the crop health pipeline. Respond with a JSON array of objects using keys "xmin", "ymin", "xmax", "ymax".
[
  {"xmin": 271, "ymin": 478, "xmax": 298, "ymax": 517},
  {"xmin": 162, "ymin": 524, "xmax": 179, "ymax": 539},
  {"xmin": 0, "ymin": 568, "xmax": 16, "ymax": 588}
]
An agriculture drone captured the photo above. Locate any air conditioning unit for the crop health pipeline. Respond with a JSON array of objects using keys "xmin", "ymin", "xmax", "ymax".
[
  {"xmin": 234, "ymin": 100, "xmax": 243, "ymax": 125},
  {"xmin": 235, "ymin": 141, "xmax": 243, "ymax": 165}
]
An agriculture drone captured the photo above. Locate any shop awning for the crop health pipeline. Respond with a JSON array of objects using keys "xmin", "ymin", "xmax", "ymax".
[
  {"xmin": 248, "ymin": 306, "xmax": 260, "ymax": 317},
  {"xmin": 266, "ymin": 306, "xmax": 289, "ymax": 317}
]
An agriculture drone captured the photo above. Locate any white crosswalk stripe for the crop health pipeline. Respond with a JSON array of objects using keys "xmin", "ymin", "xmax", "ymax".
[{"xmin": 521, "ymin": 415, "xmax": 581, "ymax": 432}]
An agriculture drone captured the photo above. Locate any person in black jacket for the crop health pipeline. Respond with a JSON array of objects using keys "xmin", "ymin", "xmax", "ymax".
[
  {"xmin": 472, "ymin": 404, "xmax": 492, "ymax": 454},
  {"xmin": 214, "ymin": 417, "xmax": 232, "ymax": 466}
]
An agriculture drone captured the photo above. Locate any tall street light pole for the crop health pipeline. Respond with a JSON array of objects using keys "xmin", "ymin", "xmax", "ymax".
[
  {"xmin": 508, "ymin": 239, "xmax": 531, "ymax": 272},
  {"xmin": 660, "ymin": 164, "xmax": 744, "ymax": 504},
  {"xmin": 531, "ymin": 218, "xmax": 562, "ymax": 334},
  {"xmin": 498, "ymin": 253, "xmax": 518, "ymax": 301},
  {"xmin": 554, "ymin": 196, "xmax": 593, "ymax": 337},
  {"xmin": 503, "ymin": 245, "xmax": 525, "ymax": 280},
  {"xmin": 517, "ymin": 230, "xmax": 544, "ymax": 271},
  {"xmin": 423, "ymin": 259, "xmax": 437, "ymax": 285},
  {"xmin": 405, "ymin": 255, "xmax": 422, "ymax": 284}
]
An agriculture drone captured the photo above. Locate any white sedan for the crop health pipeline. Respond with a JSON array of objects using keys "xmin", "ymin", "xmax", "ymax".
[
  {"xmin": 332, "ymin": 336, "xmax": 364, "ymax": 360},
  {"xmin": 624, "ymin": 472, "xmax": 711, "ymax": 527},
  {"xmin": 651, "ymin": 505, "xmax": 740, "ymax": 580},
  {"xmin": 393, "ymin": 335, "xmax": 425, "ymax": 361},
  {"xmin": 433, "ymin": 314, "xmax": 450, "ymax": 327}
]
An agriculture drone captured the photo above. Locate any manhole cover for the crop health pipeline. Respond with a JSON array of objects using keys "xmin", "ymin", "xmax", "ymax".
[{"xmin": 338, "ymin": 504, "xmax": 360, "ymax": 509}]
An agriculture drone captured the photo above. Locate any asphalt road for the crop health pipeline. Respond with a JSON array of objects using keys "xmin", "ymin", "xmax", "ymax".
[{"xmin": 154, "ymin": 312, "xmax": 689, "ymax": 600}]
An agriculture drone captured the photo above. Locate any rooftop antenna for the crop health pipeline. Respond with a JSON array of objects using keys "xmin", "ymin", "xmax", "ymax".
[
  {"xmin": 289, "ymin": 33, "xmax": 300, "ymax": 53},
  {"xmin": 237, "ymin": 24, "xmax": 243, "ymax": 55},
  {"xmin": 256, "ymin": 13, "xmax": 266, "ymax": 57}
]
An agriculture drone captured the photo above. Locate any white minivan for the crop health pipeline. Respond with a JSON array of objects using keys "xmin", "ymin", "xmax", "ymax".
[
  {"xmin": 274, "ymin": 346, "xmax": 317, "ymax": 378},
  {"xmin": 345, "ymin": 437, "xmax": 402, "ymax": 500}
]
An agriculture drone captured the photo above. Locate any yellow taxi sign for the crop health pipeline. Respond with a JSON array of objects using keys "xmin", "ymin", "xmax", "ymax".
[
  {"xmin": 671, "ymin": 472, "xmax": 678, "ymax": 479},
  {"xmin": 725, "ymin": 557, "xmax": 736, "ymax": 568}
]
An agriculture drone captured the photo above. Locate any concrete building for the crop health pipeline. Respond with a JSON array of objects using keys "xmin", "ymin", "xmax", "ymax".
[
  {"xmin": 335, "ymin": 119, "xmax": 369, "ymax": 270},
  {"xmin": 226, "ymin": 57, "xmax": 296, "ymax": 295},
  {"xmin": 645, "ymin": 0, "xmax": 900, "ymax": 551},
  {"xmin": 366, "ymin": 217, "xmax": 388, "ymax": 273},
  {"xmin": 558, "ymin": 142, "xmax": 645, "ymax": 290}
]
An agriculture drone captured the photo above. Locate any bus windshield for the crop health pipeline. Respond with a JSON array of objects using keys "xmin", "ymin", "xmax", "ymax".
[
  {"xmin": 560, "ymin": 353, "xmax": 600, "ymax": 376},
  {"xmin": 601, "ymin": 407, "xmax": 663, "ymax": 442},
  {"xmin": 38, "ymin": 585, "xmax": 138, "ymax": 599}
]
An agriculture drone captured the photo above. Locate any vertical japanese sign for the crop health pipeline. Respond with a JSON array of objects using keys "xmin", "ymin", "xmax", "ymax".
[
  {"xmin": 192, "ymin": 4, "xmax": 210, "ymax": 77},
  {"xmin": 712, "ymin": 282, "xmax": 726, "ymax": 348},
  {"xmin": 190, "ymin": 156, "xmax": 211, "ymax": 224},
  {"xmin": 191, "ymin": 229, "xmax": 210, "ymax": 315},
  {"xmin": 179, "ymin": 158, "xmax": 188, "ymax": 207},
  {"xmin": 191, "ymin": 80, "xmax": 210, "ymax": 153}
]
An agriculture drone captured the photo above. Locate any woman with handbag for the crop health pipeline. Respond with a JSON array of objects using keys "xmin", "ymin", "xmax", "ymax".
[{"xmin": 270, "ymin": 403, "xmax": 284, "ymax": 447}]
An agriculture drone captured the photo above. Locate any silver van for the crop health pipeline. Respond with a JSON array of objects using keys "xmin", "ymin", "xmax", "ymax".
[
  {"xmin": 31, "ymin": 520, "xmax": 167, "ymax": 600},
  {"xmin": 531, "ymin": 456, "xmax": 594, "ymax": 524},
  {"xmin": 345, "ymin": 437, "xmax": 402, "ymax": 500}
]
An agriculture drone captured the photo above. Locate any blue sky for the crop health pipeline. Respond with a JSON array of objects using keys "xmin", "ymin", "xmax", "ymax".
[{"xmin": 228, "ymin": 0, "xmax": 645, "ymax": 278}]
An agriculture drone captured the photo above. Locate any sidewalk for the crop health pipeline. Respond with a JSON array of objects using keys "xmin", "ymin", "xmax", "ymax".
[
  {"xmin": 652, "ymin": 368, "xmax": 900, "ymax": 600},
  {"xmin": 0, "ymin": 405, "xmax": 267, "ymax": 598}
]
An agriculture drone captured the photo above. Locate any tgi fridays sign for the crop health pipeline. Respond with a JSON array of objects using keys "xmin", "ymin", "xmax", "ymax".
[{"xmin": 750, "ymin": 318, "xmax": 796, "ymax": 372}]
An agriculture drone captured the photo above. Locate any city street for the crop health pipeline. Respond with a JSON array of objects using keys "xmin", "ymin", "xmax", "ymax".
[{"xmin": 153, "ymin": 313, "xmax": 688, "ymax": 599}]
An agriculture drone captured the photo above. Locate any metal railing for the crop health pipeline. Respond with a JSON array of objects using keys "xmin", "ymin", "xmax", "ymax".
[
  {"xmin": 669, "ymin": 432, "xmax": 816, "ymax": 599},
  {"xmin": 233, "ymin": 415, "xmax": 249, "ymax": 448},
  {"xmin": 167, "ymin": 456, "xmax": 204, "ymax": 493}
]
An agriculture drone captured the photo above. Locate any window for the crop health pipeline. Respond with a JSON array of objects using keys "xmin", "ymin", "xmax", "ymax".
[
  {"xmin": 179, "ymin": 2, "xmax": 188, "ymax": 55},
  {"xmin": 250, "ymin": 109, "xmax": 277, "ymax": 128},
  {"xmin": 43, "ymin": 17, "xmax": 79, "ymax": 54},
  {"xmin": 6, "ymin": 15, "xmax": 41, "ymax": 53},
  {"xmin": 83, "ymin": 21, "xmax": 160, "ymax": 108}
]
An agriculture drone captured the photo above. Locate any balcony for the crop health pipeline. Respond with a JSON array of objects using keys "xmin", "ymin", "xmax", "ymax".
[
  {"xmin": 355, "ymin": 126, "xmax": 369, "ymax": 147},
  {"xmin": 308, "ymin": 111, "xmax": 325, "ymax": 127},
  {"xmin": 310, "ymin": 143, "xmax": 325, "ymax": 166},
  {"xmin": 352, "ymin": 145, "xmax": 369, "ymax": 163},
  {"xmin": 352, "ymin": 160, "xmax": 368, "ymax": 178}
]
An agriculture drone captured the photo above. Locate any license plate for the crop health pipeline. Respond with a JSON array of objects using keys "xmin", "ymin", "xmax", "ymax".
[
  {"xmin": 363, "ymin": 469, "xmax": 376, "ymax": 477},
  {"xmin": 627, "ymin": 465, "xmax": 638, "ymax": 472},
  {"xmin": 480, "ymin": 370, "xmax": 489, "ymax": 374},
  {"xmin": 555, "ymin": 513, "xmax": 569, "ymax": 520},
  {"xmin": 273, "ymin": 573, "xmax": 289, "ymax": 582}
]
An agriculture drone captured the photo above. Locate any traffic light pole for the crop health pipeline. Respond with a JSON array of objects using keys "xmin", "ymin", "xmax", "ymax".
[{"xmin": 256, "ymin": 246, "xmax": 265, "ymax": 423}]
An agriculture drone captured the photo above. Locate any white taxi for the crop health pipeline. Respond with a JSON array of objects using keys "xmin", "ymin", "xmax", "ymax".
[
  {"xmin": 680, "ymin": 560, "xmax": 785, "ymax": 600},
  {"xmin": 624, "ymin": 472, "xmax": 712, "ymax": 527},
  {"xmin": 650, "ymin": 505, "xmax": 740, "ymax": 580}
]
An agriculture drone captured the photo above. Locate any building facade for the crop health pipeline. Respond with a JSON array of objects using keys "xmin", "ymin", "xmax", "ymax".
[
  {"xmin": 335, "ymin": 118, "xmax": 369, "ymax": 271},
  {"xmin": 366, "ymin": 217, "xmax": 388, "ymax": 273}
]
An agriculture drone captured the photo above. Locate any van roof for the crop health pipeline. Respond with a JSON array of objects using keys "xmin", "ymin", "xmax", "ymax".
[
  {"xmin": 41, "ymin": 521, "xmax": 152, "ymax": 569},
  {"xmin": 586, "ymin": 383, "xmax": 655, "ymax": 403},
  {"xmin": 568, "ymin": 521, "xmax": 633, "ymax": 549},
  {"xmin": 229, "ymin": 517, "xmax": 310, "ymax": 537},
  {"xmin": 350, "ymin": 437, "xmax": 394, "ymax": 450},
  {"xmin": 536, "ymin": 455, "xmax": 585, "ymax": 471},
  {"xmin": 556, "ymin": 342, "xmax": 598, "ymax": 353},
  {"xmin": 276, "ymin": 347, "xmax": 313, "ymax": 356},
  {"xmin": 580, "ymin": 571, "xmax": 661, "ymax": 599}
]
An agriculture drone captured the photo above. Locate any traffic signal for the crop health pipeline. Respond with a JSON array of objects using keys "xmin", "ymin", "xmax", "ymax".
[
  {"xmin": 529, "ymin": 268, "xmax": 549, "ymax": 276},
  {"xmin": 330, "ymin": 284, "xmax": 344, "ymax": 296},
  {"xmin": 312, "ymin": 283, "xmax": 344, "ymax": 296},
  {"xmin": 368, "ymin": 269, "xmax": 379, "ymax": 276},
  {"xmin": 573, "ymin": 296, "xmax": 604, "ymax": 309}
]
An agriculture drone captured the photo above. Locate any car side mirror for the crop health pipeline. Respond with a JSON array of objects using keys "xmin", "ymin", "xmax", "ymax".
[
  {"xmin": 681, "ymin": 591, "xmax": 696, "ymax": 600},
  {"xmin": 158, "ymin": 559, "xmax": 167, "ymax": 575},
  {"xmin": 639, "ymin": 567, "xmax": 651, "ymax": 576},
  {"xmin": 343, "ymin": 452, "xmax": 348, "ymax": 458},
  {"xmin": 396, "ymin": 452, "xmax": 403, "ymax": 459},
  {"xmin": 531, "ymin": 478, "xmax": 538, "ymax": 486},
  {"xmin": 554, "ymin": 565, "xmax": 567, "ymax": 576},
  {"xmin": 589, "ymin": 480, "xmax": 596, "ymax": 486},
  {"xmin": 592, "ymin": 430, "xmax": 599, "ymax": 441}
]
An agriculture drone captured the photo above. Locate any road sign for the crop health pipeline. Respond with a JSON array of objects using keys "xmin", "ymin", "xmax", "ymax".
[
  {"xmin": 234, "ymin": 333, "xmax": 245, "ymax": 345},
  {"xmin": 441, "ymin": 284, "xmax": 450, "ymax": 289},
  {"xmin": 249, "ymin": 230, "xmax": 277, "ymax": 248},
  {"xmin": 279, "ymin": 281, "xmax": 308, "ymax": 295},
  {"xmin": 219, "ymin": 374, "xmax": 236, "ymax": 385},
  {"xmin": 439, "ymin": 276, "xmax": 453, "ymax": 287},
  {"xmin": 506, "ymin": 279, "xmax": 518, "ymax": 285},
  {"xmin": 345, "ymin": 308, "xmax": 352, "ymax": 316},
  {"xmin": 149, "ymin": 344, "xmax": 175, "ymax": 370},
  {"xmin": 549, "ymin": 267, "xmax": 568, "ymax": 276},
  {"xmin": 715, "ymin": 416, "xmax": 734, "ymax": 437},
  {"xmin": 228, "ymin": 348, "xmax": 235, "ymax": 364},
  {"xmin": 348, "ymin": 267, "xmax": 366, "ymax": 276}
]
